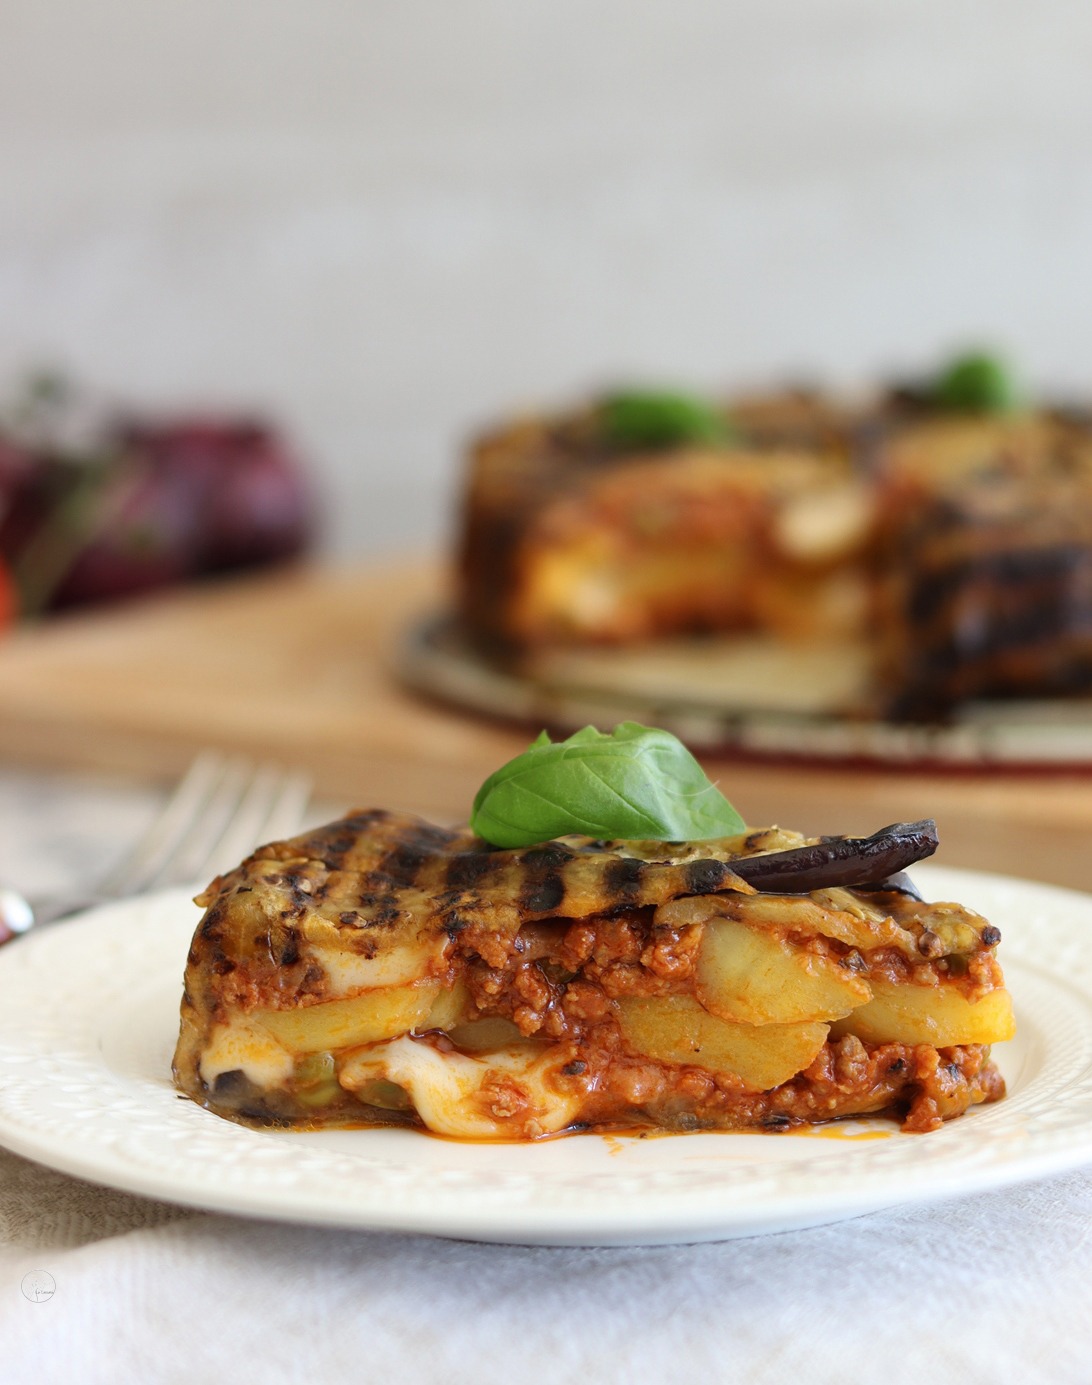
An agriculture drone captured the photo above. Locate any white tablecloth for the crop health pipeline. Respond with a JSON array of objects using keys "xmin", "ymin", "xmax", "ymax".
[{"xmin": 2, "ymin": 769, "xmax": 1090, "ymax": 1385}]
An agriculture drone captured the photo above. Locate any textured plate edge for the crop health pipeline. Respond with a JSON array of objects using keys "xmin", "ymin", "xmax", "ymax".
[{"xmin": 1, "ymin": 1104, "xmax": 1088, "ymax": 1248}]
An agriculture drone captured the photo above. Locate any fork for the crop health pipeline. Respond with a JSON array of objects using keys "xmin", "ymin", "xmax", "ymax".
[{"xmin": 0, "ymin": 752, "xmax": 312, "ymax": 941}]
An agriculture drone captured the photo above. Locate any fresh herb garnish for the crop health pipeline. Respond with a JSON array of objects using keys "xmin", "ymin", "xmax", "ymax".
[
  {"xmin": 600, "ymin": 391, "xmax": 734, "ymax": 449},
  {"xmin": 933, "ymin": 351, "xmax": 1021, "ymax": 414},
  {"xmin": 470, "ymin": 722, "xmax": 747, "ymax": 849}
]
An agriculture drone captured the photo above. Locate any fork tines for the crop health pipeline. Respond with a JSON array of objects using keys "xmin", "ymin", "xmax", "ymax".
[{"xmin": 97, "ymin": 752, "xmax": 312, "ymax": 898}]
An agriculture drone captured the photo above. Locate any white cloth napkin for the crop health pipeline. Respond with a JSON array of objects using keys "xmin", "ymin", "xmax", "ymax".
[{"xmin": 2, "ymin": 1143, "xmax": 1091, "ymax": 1385}]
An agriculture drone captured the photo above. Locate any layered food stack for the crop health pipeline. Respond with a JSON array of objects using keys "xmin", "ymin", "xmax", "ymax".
[
  {"xmin": 456, "ymin": 354, "xmax": 1092, "ymax": 719},
  {"xmin": 175, "ymin": 725, "xmax": 1014, "ymax": 1140}
]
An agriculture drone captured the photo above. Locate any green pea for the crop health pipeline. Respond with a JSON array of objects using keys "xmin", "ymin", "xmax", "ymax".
[
  {"xmin": 933, "ymin": 352, "xmax": 1021, "ymax": 414},
  {"xmin": 355, "ymin": 1079, "xmax": 413, "ymax": 1111},
  {"xmin": 295, "ymin": 1051, "xmax": 336, "ymax": 1086},
  {"xmin": 600, "ymin": 390, "xmax": 734, "ymax": 449},
  {"xmin": 293, "ymin": 1051, "xmax": 341, "ymax": 1109},
  {"xmin": 296, "ymin": 1079, "xmax": 343, "ymax": 1109}
]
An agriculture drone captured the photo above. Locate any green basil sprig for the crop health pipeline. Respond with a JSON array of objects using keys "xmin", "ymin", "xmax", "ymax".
[
  {"xmin": 470, "ymin": 723, "xmax": 747, "ymax": 849},
  {"xmin": 600, "ymin": 390, "xmax": 734, "ymax": 449},
  {"xmin": 933, "ymin": 351, "xmax": 1021, "ymax": 414}
]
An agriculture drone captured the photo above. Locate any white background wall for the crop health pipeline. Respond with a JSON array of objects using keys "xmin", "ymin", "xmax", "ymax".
[{"xmin": 2, "ymin": 1, "xmax": 1092, "ymax": 555}]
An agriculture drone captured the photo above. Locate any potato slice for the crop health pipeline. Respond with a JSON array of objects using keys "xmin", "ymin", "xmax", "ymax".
[
  {"xmin": 255, "ymin": 982, "xmax": 440, "ymax": 1053},
  {"xmin": 425, "ymin": 980, "xmax": 471, "ymax": 1032},
  {"xmin": 829, "ymin": 979, "xmax": 1015, "ymax": 1047},
  {"xmin": 615, "ymin": 994, "xmax": 828, "ymax": 1091},
  {"xmin": 696, "ymin": 916, "xmax": 871, "ymax": 1025}
]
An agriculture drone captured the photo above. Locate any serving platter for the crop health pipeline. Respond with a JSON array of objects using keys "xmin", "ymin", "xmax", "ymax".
[
  {"xmin": 0, "ymin": 868, "xmax": 1089, "ymax": 1246},
  {"xmin": 400, "ymin": 614, "xmax": 1092, "ymax": 770}
]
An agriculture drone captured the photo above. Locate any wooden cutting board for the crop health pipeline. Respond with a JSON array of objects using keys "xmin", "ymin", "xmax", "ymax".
[{"xmin": 1, "ymin": 556, "xmax": 1091, "ymax": 890}]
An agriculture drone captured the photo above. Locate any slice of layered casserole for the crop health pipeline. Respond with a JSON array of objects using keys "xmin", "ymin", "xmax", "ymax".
[{"xmin": 174, "ymin": 810, "xmax": 1012, "ymax": 1138}]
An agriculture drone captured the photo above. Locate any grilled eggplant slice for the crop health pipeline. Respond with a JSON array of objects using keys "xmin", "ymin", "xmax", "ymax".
[{"xmin": 174, "ymin": 809, "xmax": 1010, "ymax": 1138}]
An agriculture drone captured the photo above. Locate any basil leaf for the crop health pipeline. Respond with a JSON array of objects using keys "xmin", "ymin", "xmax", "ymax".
[
  {"xmin": 601, "ymin": 391, "xmax": 734, "ymax": 449},
  {"xmin": 470, "ymin": 722, "xmax": 746, "ymax": 848},
  {"xmin": 933, "ymin": 351, "xmax": 1021, "ymax": 414}
]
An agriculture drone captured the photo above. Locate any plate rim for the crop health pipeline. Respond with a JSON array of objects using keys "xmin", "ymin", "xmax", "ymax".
[{"xmin": 398, "ymin": 612, "xmax": 1092, "ymax": 772}]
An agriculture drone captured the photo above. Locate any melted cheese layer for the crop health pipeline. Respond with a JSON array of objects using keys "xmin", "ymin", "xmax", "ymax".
[
  {"xmin": 340, "ymin": 1036, "xmax": 583, "ymax": 1139},
  {"xmin": 198, "ymin": 1017, "xmax": 294, "ymax": 1089}
]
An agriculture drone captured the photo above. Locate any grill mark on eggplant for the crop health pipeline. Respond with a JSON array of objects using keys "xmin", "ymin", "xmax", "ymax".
[
  {"xmin": 912, "ymin": 583, "xmax": 1092, "ymax": 662},
  {"xmin": 369, "ymin": 822, "xmax": 462, "ymax": 887},
  {"xmin": 520, "ymin": 843, "xmax": 576, "ymax": 868},
  {"xmin": 907, "ymin": 545, "xmax": 1092, "ymax": 626},
  {"xmin": 444, "ymin": 849, "xmax": 499, "ymax": 891},
  {"xmin": 684, "ymin": 859, "xmax": 734, "ymax": 894},
  {"xmin": 603, "ymin": 855, "xmax": 647, "ymax": 903},
  {"xmin": 359, "ymin": 821, "xmax": 464, "ymax": 923},
  {"xmin": 520, "ymin": 870, "xmax": 566, "ymax": 914},
  {"xmin": 440, "ymin": 909, "xmax": 468, "ymax": 939},
  {"xmin": 369, "ymin": 842, "xmax": 429, "ymax": 888},
  {"xmin": 882, "ymin": 488, "xmax": 1092, "ymax": 716},
  {"xmin": 312, "ymin": 809, "xmax": 390, "ymax": 866}
]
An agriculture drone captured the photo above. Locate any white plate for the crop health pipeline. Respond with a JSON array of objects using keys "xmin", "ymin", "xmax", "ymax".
[{"xmin": 0, "ymin": 868, "xmax": 1090, "ymax": 1247}]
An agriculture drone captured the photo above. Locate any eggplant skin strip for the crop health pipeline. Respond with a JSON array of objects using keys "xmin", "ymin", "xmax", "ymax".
[{"xmin": 729, "ymin": 820, "xmax": 938, "ymax": 895}]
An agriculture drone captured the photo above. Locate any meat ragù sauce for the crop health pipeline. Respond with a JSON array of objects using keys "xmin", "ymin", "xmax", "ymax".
[{"xmin": 447, "ymin": 908, "xmax": 1005, "ymax": 1135}]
